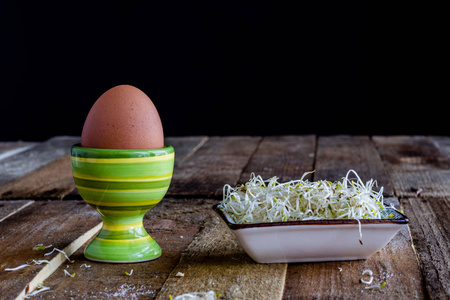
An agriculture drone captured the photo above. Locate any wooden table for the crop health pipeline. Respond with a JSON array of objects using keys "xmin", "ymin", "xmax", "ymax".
[{"xmin": 0, "ymin": 135, "xmax": 449, "ymax": 299}]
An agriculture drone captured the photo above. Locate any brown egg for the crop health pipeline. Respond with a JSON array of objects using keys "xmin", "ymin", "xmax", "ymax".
[{"xmin": 81, "ymin": 85, "xmax": 164, "ymax": 149}]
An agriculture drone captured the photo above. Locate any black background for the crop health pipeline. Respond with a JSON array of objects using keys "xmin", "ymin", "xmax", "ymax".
[{"xmin": 0, "ymin": 1, "xmax": 445, "ymax": 141}]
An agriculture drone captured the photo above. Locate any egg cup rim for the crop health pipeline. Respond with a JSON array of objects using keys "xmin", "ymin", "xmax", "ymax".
[{"xmin": 71, "ymin": 143, "xmax": 174, "ymax": 158}]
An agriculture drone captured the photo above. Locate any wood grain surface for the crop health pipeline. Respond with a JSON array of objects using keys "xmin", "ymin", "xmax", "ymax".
[
  {"xmin": 30, "ymin": 198, "xmax": 217, "ymax": 299},
  {"xmin": 0, "ymin": 135, "xmax": 449, "ymax": 299},
  {"xmin": 157, "ymin": 211, "xmax": 287, "ymax": 300},
  {"xmin": 239, "ymin": 135, "xmax": 316, "ymax": 183},
  {"xmin": 401, "ymin": 197, "xmax": 450, "ymax": 299},
  {"xmin": 0, "ymin": 201, "xmax": 101, "ymax": 300},
  {"xmin": 168, "ymin": 136, "xmax": 261, "ymax": 198},
  {"xmin": 0, "ymin": 200, "xmax": 34, "ymax": 222},
  {"xmin": 373, "ymin": 136, "xmax": 450, "ymax": 198},
  {"xmin": 0, "ymin": 136, "xmax": 79, "ymax": 187}
]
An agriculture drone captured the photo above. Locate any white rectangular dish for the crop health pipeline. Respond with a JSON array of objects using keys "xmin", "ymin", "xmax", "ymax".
[{"xmin": 213, "ymin": 204, "xmax": 408, "ymax": 263}]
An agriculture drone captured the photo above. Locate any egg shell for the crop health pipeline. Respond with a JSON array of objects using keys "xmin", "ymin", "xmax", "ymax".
[{"xmin": 81, "ymin": 85, "xmax": 164, "ymax": 149}]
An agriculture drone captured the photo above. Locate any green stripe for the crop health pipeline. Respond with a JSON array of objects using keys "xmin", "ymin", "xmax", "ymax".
[
  {"xmin": 84, "ymin": 236, "xmax": 161, "ymax": 261},
  {"xmin": 71, "ymin": 144, "xmax": 174, "ymax": 159},
  {"xmin": 78, "ymin": 186, "xmax": 167, "ymax": 204},
  {"xmin": 74, "ymin": 177, "xmax": 171, "ymax": 191},
  {"xmin": 90, "ymin": 204, "xmax": 156, "ymax": 212},
  {"xmin": 71, "ymin": 159, "xmax": 174, "ymax": 178}
]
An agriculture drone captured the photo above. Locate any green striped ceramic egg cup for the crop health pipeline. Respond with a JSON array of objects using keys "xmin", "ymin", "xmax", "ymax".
[{"xmin": 71, "ymin": 144, "xmax": 174, "ymax": 263}]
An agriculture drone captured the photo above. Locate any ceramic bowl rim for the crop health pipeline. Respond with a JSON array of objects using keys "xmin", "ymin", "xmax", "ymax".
[{"xmin": 212, "ymin": 204, "xmax": 408, "ymax": 230}]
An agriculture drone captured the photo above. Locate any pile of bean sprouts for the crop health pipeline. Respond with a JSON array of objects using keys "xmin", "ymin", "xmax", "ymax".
[{"xmin": 220, "ymin": 170, "xmax": 385, "ymax": 224}]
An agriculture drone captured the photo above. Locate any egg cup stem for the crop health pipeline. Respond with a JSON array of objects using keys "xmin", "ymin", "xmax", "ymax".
[
  {"xmin": 85, "ymin": 209, "xmax": 161, "ymax": 262},
  {"xmin": 71, "ymin": 144, "xmax": 174, "ymax": 263}
]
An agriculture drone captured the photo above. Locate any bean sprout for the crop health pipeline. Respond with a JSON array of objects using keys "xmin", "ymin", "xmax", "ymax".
[
  {"xmin": 365, "ymin": 281, "xmax": 387, "ymax": 289},
  {"xmin": 24, "ymin": 284, "xmax": 50, "ymax": 298},
  {"xmin": 361, "ymin": 269, "xmax": 374, "ymax": 284},
  {"xmin": 44, "ymin": 247, "xmax": 71, "ymax": 262},
  {"xmin": 220, "ymin": 170, "xmax": 385, "ymax": 224},
  {"xmin": 32, "ymin": 244, "xmax": 52, "ymax": 251},
  {"xmin": 4, "ymin": 260, "xmax": 50, "ymax": 271},
  {"xmin": 4, "ymin": 264, "xmax": 30, "ymax": 271},
  {"xmin": 171, "ymin": 291, "xmax": 218, "ymax": 300},
  {"xmin": 31, "ymin": 260, "xmax": 51, "ymax": 265},
  {"xmin": 64, "ymin": 269, "xmax": 75, "ymax": 277}
]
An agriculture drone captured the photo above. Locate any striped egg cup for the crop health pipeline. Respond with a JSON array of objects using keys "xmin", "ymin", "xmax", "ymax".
[{"xmin": 71, "ymin": 144, "xmax": 174, "ymax": 263}]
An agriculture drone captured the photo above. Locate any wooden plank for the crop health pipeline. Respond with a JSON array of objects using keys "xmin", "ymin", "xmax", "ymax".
[
  {"xmin": 373, "ymin": 136, "xmax": 450, "ymax": 198},
  {"xmin": 0, "ymin": 200, "xmax": 101, "ymax": 299},
  {"xmin": 0, "ymin": 200, "xmax": 34, "ymax": 222},
  {"xmin": 432, "ymin": 136, "xmax": 450, "ymax": 158},
  {"xmin": 28, "ymin": 198, "xmax": 218, "ymax": 299},
  {"xmin": 0, "ymin": 136, "xmax": 80, "ymax": 187},
  {"xmin": 401, "ymin": 196, "xmax": 450, "ymax": 299},
  {"xmin": 168, "ymin": 136, "xmax": 261, "ymax": 198},
  {"xmin": 156, "ymin": 210, "xmax": 287, "ymax": 300},
  {"xmin": 165, "ymin": 136, "xmax": 208, "ymax": 167},
  {"xmin": 283, "ymin": 135, "xmax": 424, "ymax": 298},
  {"xmin": 0, "ymin": 141, "xmax": 36, "ymax": 161},
  {"xmin": 314, "ymin": 135, "xmax": 394, "ymax": 196},
  {"xmin": 0, "ymin": 155, "xmax": 76, "ymax": 200},
  {"xmin": 0, "ymin": 136, "xmax": 211, "ymax": 200},
  {"xmin": 15, "ymin": 224, "xmax": 102, "ymax": 300},
  {"xmin": 283, "ymin": 197, "xmax": 425, "ymax": 299},
  {"xmin": 239, "ymin": 135, "xmax": 316, "ymax": 183}
]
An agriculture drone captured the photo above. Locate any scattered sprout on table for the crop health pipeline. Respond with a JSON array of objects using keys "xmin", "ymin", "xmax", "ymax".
[
  {"xmin": 32, "ymin": 244, "xmax": 52, "ymax": 251},
  {"xmin": 361, "ymin": 269, "xmax": 374, "ymax": 285},
  {"xmin": 365, "ymin": 281, "xmax": 387, "ymax": 289},
  {"xmin": 4, "ymin": 264, "xmax": 30, "ymax": 271},
  {"xmin": 24, "ymin": 283, "xmax": 50, "ymax": 298},
  {"xmin": 31, "ymin": 259, "xmax": 50, "ymax": 265},
  {"xmin": 44, "ymin": 247, "xmax": 71, "ymax": 262},
  {"xmin": 361, "ymin": 269, "xmax": 387, "ymax": 289},
  {"xmin": 175, "ymin": 272, "xmax": 185, "ymax": 277},
  {"xmin": 4, "ymin": 259, "xmax": 51, "ymax": 271},
  {"xmin": 63, "ymin": 269, "xmax": 76, "ymax": 277},
  {"xmin": 170, "ymin": 291, "xmax": 219, "ymax": 300},
  {"xmin": 125, "ymin": 269, "xmax": 133, "ymax": 276}
]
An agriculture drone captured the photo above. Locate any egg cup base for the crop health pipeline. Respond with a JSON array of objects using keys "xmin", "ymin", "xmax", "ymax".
[{"xmin": 84, "ymin": 231, "xmax": 162, "ymax": 263}]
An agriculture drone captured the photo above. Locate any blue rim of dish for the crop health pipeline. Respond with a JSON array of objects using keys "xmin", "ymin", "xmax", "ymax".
[{"xmin": 212, "ymin": 204, "xmax": 409, "ymax": 230}]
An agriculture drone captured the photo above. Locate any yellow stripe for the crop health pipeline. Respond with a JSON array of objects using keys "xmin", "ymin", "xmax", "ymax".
[
  {"xmin": 73, "ymin": 171, "xmax": 173, "ymax": 182},
  {"xmin": 71, "ymin": 152, "xmax": 174, "ymax": 164},
  {"xmin": 95, "ymin": 235, "xmax": 152, "ymax": 243},
  {"xmin": 102, "ymin": 222, "xmax": 143, "ymax": 231},
  {"xmin": 77, "ymin": 186, "xmax": 168, "ymax": 193},
  {"xmin": 85, "ymin": 198, "xmax": 163, "ymax": 207}
]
